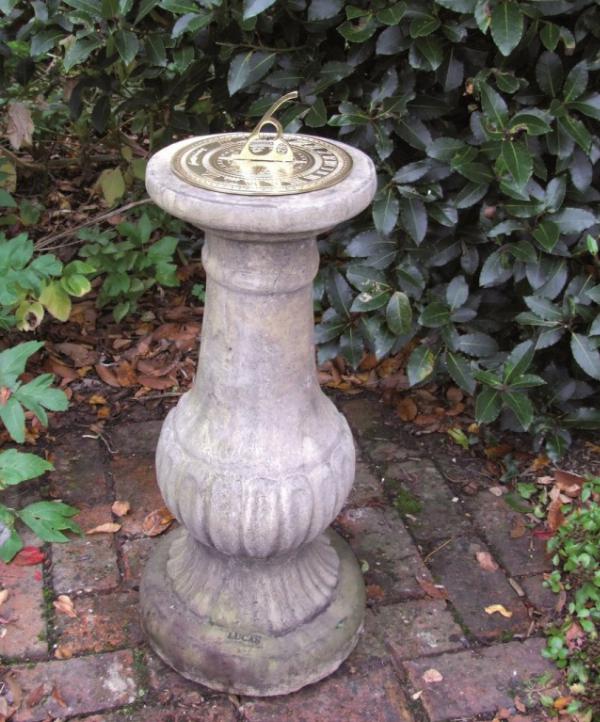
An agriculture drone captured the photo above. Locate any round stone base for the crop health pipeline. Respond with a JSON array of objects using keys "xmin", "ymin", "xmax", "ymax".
[{"xmin": 140, "ymin": 527, "xmax": 365, "ymax": 696}]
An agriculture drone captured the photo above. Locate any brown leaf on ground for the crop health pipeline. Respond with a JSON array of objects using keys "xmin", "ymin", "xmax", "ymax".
[
  {"xmin": 6, "ymin": 101, "xmax": 34, "ymax": 149},
  {"xmin": 397, "ymin": 397, "xmax": 418, "ymax": 422},
  {"xmin": 86, "ymin": 522, "xmax": 121, "ymax": 535},
  {"xmin": 115, "ymin": 360, "xmax": 137, "ymax": 387},
  {"xmin": 417, "ymin": 577, "xmax": 448, "ymax": 599},
  {"xmin": 53, "ymin": 595, "xmax": 77, "ymax": 618},
  {"xmin": 565, "ymin": 622, "xmax": 585, "ymax": 650},
  {"xmin": 137, "ymin": 374, "xmax": 177, "ymax": 390},
  {"xmin": 0, "ymin": 589, "xmax": 8, "ymax": 607},
  {"xmin": 366, "ymin": 584, "xmax": 385, "ymax": 602},
  {"xmin": 13, "ymin": 547, "xmax": 45, "ymax": 566},
  {"xmin": 476, "ymin": 551, "xmax": 499, "ymax": 572},
  {"xmin": 446, "ymin": 386, "xmax": 463, "ymax": 403},
  {"xmin": 484, "ymin": 604, "xmax": 513, "ymax": 618},
  {"xmin": 547, "ymin": 497, "xmax": 565, "ymax": 532},
  {"xmin": 530, "ymin": 454, "xmax": 550, "ymax": 471},
  {"xmin": 88, "ymin": 394, "xmax": 107, "ymax": 405},
  {"xmin": 54, "ymin": 644, "xmax": 73, "ymax": 660},
  {"xmin": 484, "ymin": 443, "xmax": 512, "ymax": 460},
  {"xmin": 445, "ymin": 402, "xmax": 465, "ymax": 417},
  {"xmin": 142, "ymin": 507, "xmax": 174, "ymax": 537},
  {"xmin": 46, "ymin": 358, "xmax": 79, "ymax": 384},
  {"xmin": 25, "ymin": 683, "xmax": 47, "ymax": 707},
  {"xmin": 554, "ymin": 469, "xmax": 585, "ymax": 498},
  {"xmin": 153, "ymin": 322, "xmax": 200, "ymax": 351},
  {"xmin": 422, "ymin": 668, "xmax": 443, "ymax": 683},
  {"xmin": 54, "ymin": 342, "xmax": 98, "ymax": 367},
  {"xmin": 111, "ymin": 500, "xmax": 130, "ymax": 517},
  {"xmin": 95, "ymin": 363, "xmax": 121, "ymax": 387},
  {"xmin": 510, "ymin": 516, "xmax": 526, "ymax": 539}
]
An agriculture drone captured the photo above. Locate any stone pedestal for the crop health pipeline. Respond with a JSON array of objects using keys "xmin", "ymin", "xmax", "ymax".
[{"xmin": 140, "ymin": 137, "xmax": 376, "ymax": 696}]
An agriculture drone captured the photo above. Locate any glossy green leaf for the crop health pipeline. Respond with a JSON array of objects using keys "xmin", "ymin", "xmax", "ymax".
[
  {"xmin": 501, "ymin": 140, "xmax": 532, "ymax": 187},
  {"xmin": 386, "ymin": 291, "xmax": 412, "ymax": 335},
  {"xmin": 570, "ymin": 333, "xmax": 600, "ymax": 380},
  {"xmin": 407, "ymin": 345, "xmax": 435, "ymax": 386},
  {"xmin": 475, "ymin": 387, "xmax": 502, "ymax": 423},
  {"xmin": 373, "ymin": 187, "xmax": 399, "ymax": 236},
  {"xmin": 490, "ymin": 2, "xmax": 523, "ymax": 56}
]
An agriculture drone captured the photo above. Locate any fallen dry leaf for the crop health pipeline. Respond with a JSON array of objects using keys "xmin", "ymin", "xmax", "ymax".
[
  {"xmin": 446, "ymin": 386, "xmax": 463, "ymax": 403},
  {"xmin": 137, "ymin": 374, "xmax": 177, "ymax": 390},
  {"xmin": 417, "ymin": 577, "xmax": 448, "ymax": 599},
  {"xmin": 54, "ymin": 342, "xmax": 98, "ymax": 367},
  {"xmin": 13, "ymin": 546, "xmax": 45, "ymax": 566},
  {"xmin": 422, "ymin": 668, "xmax": 443, "ymax": 683},
  {"xmin": 0, "ymin": 589, "xmax": 8, "ymax": 607},
  {"xmin": 88, "ymin": 394, "xmax": 107, "ymax": 405},
  {"xmin": 53, "ymin": 595, "xmax": 77, "ymax": 618},
  {"xmin": 554, "ymin": 469, "xmax": 585, "ymax": 498},
  {"xmin": 111, "ymin": 500, "xmax": 130, "ymax": 517},
  {"xmin": 476, "ymin": 551, "xmax": 499, "ymax": 572},
  {"xmin": 95, "ymin": 363, "xmax": 121, "ymax": 388},
  {"xmin": 397, "ymin": 397, "xmax": 418, "ymax": 422},
  {"xmin": 6, "ymin": 101, "xmax": 34, "ymax": 149},
  {"xmin": 86, "ymin": 522, "xmax": 121, "ymax": 535},
  {"xmin": 142, "ymin": 507, "xmax": 174, "ymax": 537},
  {"xmin": 366, "ymin": 584, "xmax": 385, "ymax": 602},
  {"xmin": 547, "ymin": 497, "xmax": 565, "ymax": 532},
  {"xmin": 489, "ymin": 486, "xmax": 504, "ymax": 497},
  {"xmin": 510, "ymin": 517, "xmax": 526, "ymax": 539},
  {"xmin": 25, "ymin": 682, "xmax": 47, "ymax": 707},
  {"xmin": 508, "ymin": 577, "xmax": 525, "ymax": 597},
  {"xmin": 54, "ymin": 644, "xmax": 73, "ymax": 660},
  {"xmin": 485, "ymin": 604, "xmax": 513, "ymax": 618}
]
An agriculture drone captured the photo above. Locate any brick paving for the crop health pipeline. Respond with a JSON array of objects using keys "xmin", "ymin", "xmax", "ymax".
[{"xmin": 0, "ymin": 393, "xmax": 559, "ymax": 721}]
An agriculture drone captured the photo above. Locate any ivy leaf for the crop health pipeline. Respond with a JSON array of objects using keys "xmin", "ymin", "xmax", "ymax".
[
  {"xmin": 113, "ymin": 30, "xmax": 139, "ymax": 66},
  {"xmin": 243, "ymin": 0, "xmax": 276, "ymax": 20},
  {"xmin": 399, "ymin": 197, "xmax": 427, "ymax": 245},
  {"xmin": 407, "ymin": 345, "xmax": 435, "ymax": 386},
  {"xmin": 501, "ymin": 140, "xmax": 532, "ymax": 188},
  {"xmin": 386, "ymin": 291, "xmax": 412, "ymax": 335},
  {"xmin": 373, "ymin": 187, "xmax": 399, "ymax": 236},
  {"xmin": 570, "ymin": 333, "xmax": 600, "ymax": 381},
  {"xmin": 227, "ymin": 51, "xmax": 276, "ymax": 95},
  {"xmin": 490, "ymin": 2, "xmax": 523, "ymax": 56},
  {"xmin": 0, "ymin": 450, "xmax": 53, "ymax": 488},
  {"xmin": 446, "ymin": 352, "xmax": 476, "ymax": 395},
  {"xmin": 475, "ymin": 387, "xmax": 502, "ymax": 423},
  {"xmin": 18, "ymin": 501, "xmax": 81, "ymax": 543}
]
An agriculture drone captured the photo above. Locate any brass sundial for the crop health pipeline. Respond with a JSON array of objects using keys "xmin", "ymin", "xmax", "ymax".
[{"xmin": 171, "ymin": 92, "xmax": 353, "ymax": 196}]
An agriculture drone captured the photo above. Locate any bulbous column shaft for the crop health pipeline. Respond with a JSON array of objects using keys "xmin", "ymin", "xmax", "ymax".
[{"xmin": 140, "ymin": 135, "xmax": 376, "ymax": 696}]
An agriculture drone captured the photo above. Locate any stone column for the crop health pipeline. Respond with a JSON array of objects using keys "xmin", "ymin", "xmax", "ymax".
[{"xmin": 140, "ymin": 137, "xmax": 376, "ymax": 696}]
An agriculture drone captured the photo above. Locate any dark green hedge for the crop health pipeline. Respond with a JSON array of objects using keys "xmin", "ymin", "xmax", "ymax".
[{"xmin": 1, "ymin": 0, "xmax": 600, "ymax": 457}]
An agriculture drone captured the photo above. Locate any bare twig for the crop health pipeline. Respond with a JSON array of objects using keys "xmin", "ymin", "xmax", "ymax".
[
  {"xmin": 35, "ymin": 198, "xmax": 152, "ymax": 250},
  {"xmin": 423, "ymin": 537, "xmax": 453, "ymax": 563}
]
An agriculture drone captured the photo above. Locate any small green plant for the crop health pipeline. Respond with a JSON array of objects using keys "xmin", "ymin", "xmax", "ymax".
[
  {"xmin": 78, "ymin": 211, "xmax": 180, "ymax": 321},
  {"xmin": 0, "ymin": 341, "xmax": 80, "ymax": 562},
  {"xmin": 0, "ymin": 232, "xmax": 93, "ymax": 330},
  {"xmin": 543, "ymin": 476, "xmax": 600, "ymax": 717}
]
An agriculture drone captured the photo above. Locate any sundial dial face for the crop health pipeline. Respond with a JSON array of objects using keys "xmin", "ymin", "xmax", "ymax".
[{"xmin": 171, "ymin": 133, "xmax": 353, "ymax": 196}]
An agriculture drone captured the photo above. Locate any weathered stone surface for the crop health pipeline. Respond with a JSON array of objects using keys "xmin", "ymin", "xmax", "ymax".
[
  {"xmin": 240, "ymin": 663, "xmax": 413, "ymax": 722},
  {"xmin": 146, "ymin": 652, "xmax": 223, "ymax": 707},
  {"xmin": 364, "ymin": 440, "xmax": 412, "ymax": 465},
  {"xmin": 465, "ymin": 494, "xmax": 551, "ymax": 576},
  {"xmin": 48, "ymin": 433, "xmax": 110, "ymax": 506},
  {"xmin": 54, "ymin": 591, "xmax": 142, "ymax": 655},
  {"xmin": 428, "ymin": 535, "xmax": 529, "ymax": 640},
  {"xmin": 111, "ymin": 454, "xmax": 163, "ymax": 536},
  {"xmin": 335, "ymin": 506, "xmax": 434, "ymax": 602},
  {"xmin": 52, "ymin": 536, "xmax": 119, "ymax": 594},
  {"xmin": 0, "ymin": 558, "xmax": 46, "ymax": 658},
  {"xmin": 141, "ymin": 136, "xmax": 376, "ymax": 694},
  {"xmin": 8, "ymin": 650, "xmax": 139, "ymax": 722},
  {"xmin": 108, "ymin": 420, "xmax": 162, "ymax": 456},
  {"xmin": 403, "ymin": 638, "xmax": 554, "ymax": 722},
  {"xmin": 518, "ymin": 574, "xmax": 558, "ymax": 614},
  {"xmin": 385, "ymin": 459, "xmax": 471, "ymax": 542},
  {"xmin": 373, "ymin": 600, "xmax": 468, "ymax": 662}
]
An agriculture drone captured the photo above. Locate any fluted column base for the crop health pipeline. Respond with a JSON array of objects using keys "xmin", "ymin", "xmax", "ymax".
[{"xmin": 140, "ymin": 527, "xmax": 365, "ymax": 696}]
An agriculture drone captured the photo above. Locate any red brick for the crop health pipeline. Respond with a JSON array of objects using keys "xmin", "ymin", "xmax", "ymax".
[
  {"xmin": 403, "ymin": 638, "xmax": 555, "ymax": 722},
  {"xmin": 0, "ymin": 558, "xmax": 46, "ymax": 659},
  {"xmin": 335, "ymin": 507, "xmax": 434, "ymax": 603},
  {"xmin": 120, "ymin": 536, "xmax": 155, "ymax": 589},
  {"xmin": 54, "ymin": 591, "xmax": 142, "ymax": 655},
  {"xmin": 110, "ymin": 454, "xmax": 163, "ymax": 536},
  {"xmin": 7, "ymin": 649, "xmax": 139, "ymax": 722},
  {"xmin": 428, "ymin": 535, "xmax": 529, "ymax": 641},
  {"xmin": 108, "ymin": 421, "xmax": 162, "ymax": 456},
  {"xmin": 52, "ymin": 536, "xmax": 119, "ymax": 594},
  {"xmin": 81, "ymin": 699, "xmax": 238, "ymax": 722},
  {"xmin": 146, "ymin": 652, "xmax": 226, "ymax": 708},
  {"xmin": 384, "ymin": 459, "xmax": 471, "ymax": 542},
  {"xmin": 372, "ymin": 600, "xmax": 468, "ymax": 662},
  {"xmin": 345, "ymin": 458, "xmax": 386, "ymax": 508},
  {"xmin": 341, "ymin": 396, "xmax": 384, "ymax": 438},
  {"xmin": 466, "ymin": 494, "xmax": 551, "ymax": 576},
  {"xmin": 48, "ymin": 433, "xmax": 110, "ymax": 506},
  {"xmin": 240, "ymin": 663, "xmax": 413, "ymax": 722}
]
